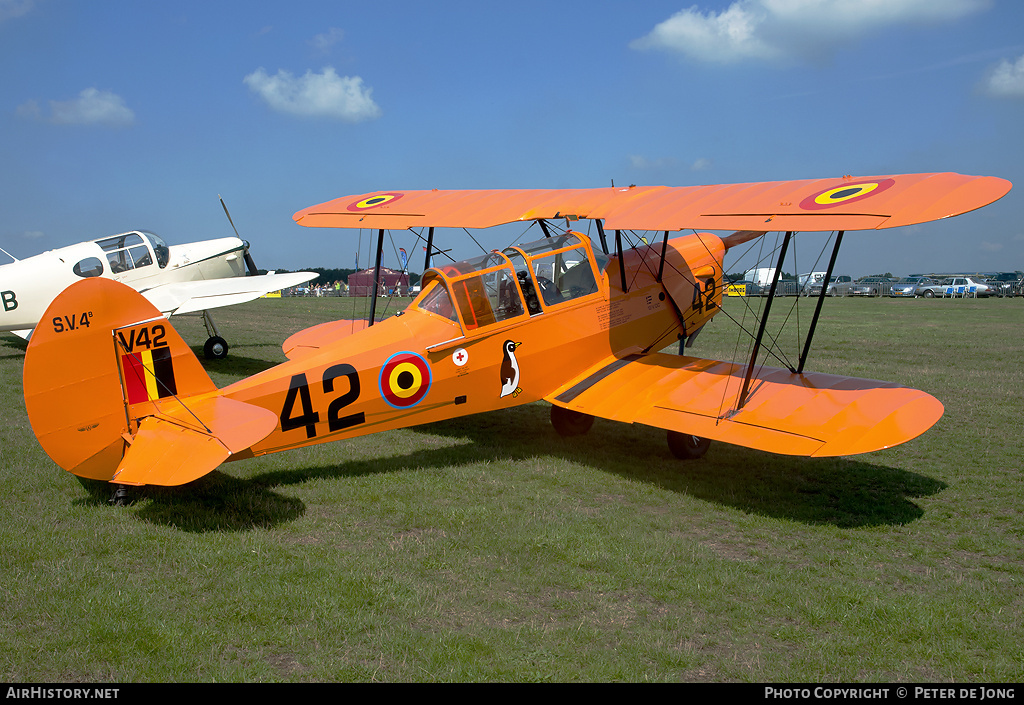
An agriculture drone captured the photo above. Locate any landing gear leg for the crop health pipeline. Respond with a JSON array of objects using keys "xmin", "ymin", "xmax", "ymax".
[
  {"xmin": 109, "ymin": 485, "xmax": 131, "ymax": 506},
  {"xmin": 201, "ymin": 310, "xmax": 229, "ymax": 359},
  {"xmin": 667, "ymin": 431, "xmax": 711, "ymax": 460}
]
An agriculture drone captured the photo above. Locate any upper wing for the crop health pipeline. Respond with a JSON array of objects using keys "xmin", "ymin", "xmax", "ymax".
[
  {"xmin": 140, "ymin": 272, "xmax": 317, "ymax": 316},
  {"xmin": 293, "ymin": 172, "xmax": 1010, "ymax": 233},
  {"xmin": 546, "ymin": 352, "xmax": 943, "ymax": 458}
]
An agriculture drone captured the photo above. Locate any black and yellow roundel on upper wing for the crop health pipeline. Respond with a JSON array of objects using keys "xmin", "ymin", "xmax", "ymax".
[
  {"xmin": 799, "ymin": 179, "xmax": 895, "ymax": 211},
  {"xmin": 346, "ymin": 192, "xmax": 404, "ymax": 212}
]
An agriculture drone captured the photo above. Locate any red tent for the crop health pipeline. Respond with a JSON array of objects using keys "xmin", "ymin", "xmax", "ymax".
[{"xmin": 346, "ymin": 267, "xmax": 410, "ymax": 297}]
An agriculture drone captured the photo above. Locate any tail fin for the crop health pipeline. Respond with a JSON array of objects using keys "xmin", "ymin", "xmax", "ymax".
[{"xmin": 24, "ymin": 278, "xmax": 276, "ymax": 486}]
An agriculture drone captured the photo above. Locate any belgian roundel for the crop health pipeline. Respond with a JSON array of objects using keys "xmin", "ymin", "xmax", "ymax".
[
  {"xmin": 379, "ymin": 351, "xmax": 431, "ymax": 409},
  {"xmin": 799, "ymin": 179, "xmax": 895, "ymax": 211},
  {"xmin": 347, "ymin": 192, "xmax": 404, "ymax": 212}
]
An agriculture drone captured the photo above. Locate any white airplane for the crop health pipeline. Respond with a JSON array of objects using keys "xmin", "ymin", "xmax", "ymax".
[{"xmin": 0, "ymin": 230, "xmax": 316, "ymax": 358}]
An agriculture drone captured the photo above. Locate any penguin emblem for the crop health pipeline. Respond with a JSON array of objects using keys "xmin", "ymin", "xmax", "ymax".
[{"xmin": 499, "ymin": 340, "xmax": 522, "ymax": 398}]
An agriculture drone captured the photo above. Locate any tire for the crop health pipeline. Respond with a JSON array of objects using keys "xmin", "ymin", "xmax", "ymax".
[
  {"xmin": 667, "ymin": 431, "xmax": 711, "ymax": 460},
  {"xmin": 203, "ymin": 336, "xmax": 228, "ymax": 360},
  {"xmin": 550, "ymin": 406, "xmax": 594, "ymax": 437},
  {"xmin": 923, "ymin": 290, "xmax": 934, "ymax": 298}
]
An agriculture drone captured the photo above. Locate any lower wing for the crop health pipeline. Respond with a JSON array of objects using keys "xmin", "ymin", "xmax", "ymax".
[
  {"xmin": 141, "ymin": 272, "xmax": 317, "ymax": 316},
  {"xmin": 546, "ymin": 352, "xmax": 942, "ymax": 457}
]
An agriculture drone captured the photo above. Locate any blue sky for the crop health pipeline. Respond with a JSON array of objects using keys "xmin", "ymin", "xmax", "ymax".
[{"xmin": 1, "ymin": 0, "xmax": 1022, "ymax": 278}]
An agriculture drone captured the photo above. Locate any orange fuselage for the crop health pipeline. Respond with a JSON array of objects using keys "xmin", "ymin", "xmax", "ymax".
[{"xmin": 219, "ymin": 232, "xmax": 724, "ymax": 460}]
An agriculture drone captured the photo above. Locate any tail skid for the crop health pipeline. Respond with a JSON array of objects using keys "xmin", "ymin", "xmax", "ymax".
[{"xmin": 24, "ymin": 278, "xmax": 276, "ymax": 486}]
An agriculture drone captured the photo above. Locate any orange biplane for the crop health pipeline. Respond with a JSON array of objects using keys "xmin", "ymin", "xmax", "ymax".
[{"xmin": 22, "ymin": 173, "xmax": 1011, "ymax": 498}]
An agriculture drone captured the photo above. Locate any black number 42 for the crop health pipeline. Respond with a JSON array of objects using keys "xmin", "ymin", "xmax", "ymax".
[{"xmin": 280, "ymin": 364, "xmax": 364, "ymax": 438}]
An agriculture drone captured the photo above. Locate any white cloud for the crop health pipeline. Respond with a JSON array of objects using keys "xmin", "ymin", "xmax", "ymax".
[
  {"xmin": 0, "ymin": 0, "xmax": 33, "ymax": 23},
  {"xmin": 244, "ymin": 67, "xmax": 381, "ymax": 122},
  {"xmin": 630, "ymin": 155, "xmax": 677, "ymax": 169},
  {"xmin": 15, "ymin": 100, "xmax": 40, "ymax": 120},
  {"xmin": 17, "ymin": 88, "xmax": 135, "ymax": 126},
  {"xmin": 309, "ymin": 28, "xmax": 345, "ymax": 54},
  {"xmin": 631, "ymin": 0, "xmax": 991, "ymax": 65},
  {"xmin": 630, "ymin": 155, "xmax": 712, "ymax": 172},
  {"xmin": 984, "ymin": 54, "xmax": 1024, "ymax": 97},
  {"xmin": 631, "ymin": 3, "xmax": 779, "ymax": 63}
]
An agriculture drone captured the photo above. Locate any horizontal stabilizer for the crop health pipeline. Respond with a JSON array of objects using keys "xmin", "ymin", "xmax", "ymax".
[
  {"xmin": 114, "ymin": 396, "xmax": 278, "ymax": 486},
  {"xmin": 112, "ymin": 416, "xmax": 233, "ymax": 486},
  {"xmin": 548, "ymin": 353, "xmax": 943, "ymax": 457},
  {"xmin": 142, "ymin": 272, "xmax": 317, "ymax": 316}
]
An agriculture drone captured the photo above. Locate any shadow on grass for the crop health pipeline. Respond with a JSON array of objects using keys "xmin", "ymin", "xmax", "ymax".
[
  {"xmin": 74, "ymin": 472, "xmax": 307, "ymax": 532},
  {"xmin": 74, "ymin": 443, "xmax": 431, "ymax": 532},
  {"xmin": 405, "ymin": 403, "xmax": 946, "ymax": 529},
  {"xmin": 190, "ymin": 347, "xmax": 283, "ymax": 379},
  {"xmin": 0, "ymin": 334, "xmax": 28, "ymax": 356},
  {"xmin": 94, "ymin": 401, "xmax": 945, "ymax": 532}
]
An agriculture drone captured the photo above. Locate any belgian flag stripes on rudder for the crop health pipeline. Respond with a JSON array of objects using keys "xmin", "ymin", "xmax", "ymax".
[{"xmin": 121, "ymin": 347, "xmax": 177, "ymax": 404}]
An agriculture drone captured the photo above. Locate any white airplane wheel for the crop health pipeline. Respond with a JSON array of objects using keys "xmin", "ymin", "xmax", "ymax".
[
  {"xmin": 203, "ymin": 336, "xmax": 229, "ymax": 360},
  {"xmin": 667, "ymin": 431, "xmax": 711, "ymax": 460}
]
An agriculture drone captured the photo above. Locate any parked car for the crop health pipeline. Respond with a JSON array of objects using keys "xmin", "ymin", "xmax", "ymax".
[
  {"xmin": 849, "ymin": 276, "xmax": 895, "ymax": 297},
  {"xmin": 808, "ymin": 275, "xmax": 853, "ymax": 296},
  {"xmin": 889, "ymin": 276, "xmax": 934, "ymax": 297},
  {"xmin": 957, "ymin": 276, "xmax": 997, "ymax": 297},
  {"xmin": 916, "ymin": 276, "xmax": 996, "ymax": 298},
  {"xmin": 983, "ymin": 272, "xmax": 1023, "ymax": 297},
  {"xmin": 756, "ymin": 280, "xmax": 799, "ymax": 296}
]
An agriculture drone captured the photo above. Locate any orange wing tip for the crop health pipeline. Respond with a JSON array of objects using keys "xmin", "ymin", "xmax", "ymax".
[{"xmin": 807, "ymin": 392, "xmax": 944, "ymax": 457}]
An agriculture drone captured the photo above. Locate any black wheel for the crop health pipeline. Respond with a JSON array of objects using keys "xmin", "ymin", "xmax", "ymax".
[
  {"xmin": 923, "ymin": 290, "xmax": 934, "ymax": 298},
  {"xmin": 550, "ymin": 405, "xmax": 594, "ymax": 437},
  {"xmin": 109, "ymin": 485, "xmax": 131, "ymax": 506},
  {"xmin": 203, "ymin": 336, "xmax": 228, "ymax": 359},
  {"xmin": 667, "ymin": 431, "xmax": 711, "ymax": 460}
]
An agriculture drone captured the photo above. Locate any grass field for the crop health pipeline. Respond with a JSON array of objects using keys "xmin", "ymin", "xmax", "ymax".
[{"xmin": 1, "ymin": 294, "xmax": 1021, "ymax": 682}]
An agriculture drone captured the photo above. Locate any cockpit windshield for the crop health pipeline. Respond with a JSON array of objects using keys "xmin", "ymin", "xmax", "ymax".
[
  {"xmin": 411, "ymin": 230, "xmax": 601, "ymax": 334},
  {"xmin": 142, "ymin": 231, "xmax": 170, "ymax": 268},
  {"xmin": 434, "ymin": 251, "xmax": 525, "ymax": 330},
  {"xmin": 416, "ymin": 279, "xmax": 458, "ymax": 322}
]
